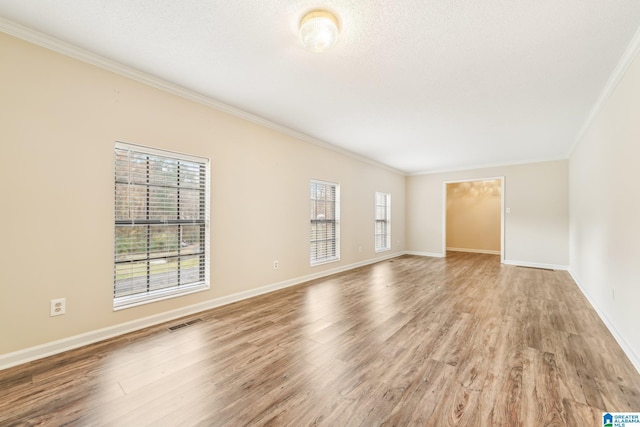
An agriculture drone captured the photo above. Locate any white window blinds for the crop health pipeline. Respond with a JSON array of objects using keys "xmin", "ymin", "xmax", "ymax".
[
  {"xmin": 114, "ymin": 142, "xmax": 209, "ymax": 309},
  {"xmin": 310, "ymin": 180, "xmax": 340, "ymax": 265},
  {"xmin": 375, "ymin": 192, "xmax": 391, "ymax": 252}
]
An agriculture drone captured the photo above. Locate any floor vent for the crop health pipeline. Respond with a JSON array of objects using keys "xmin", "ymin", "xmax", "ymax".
[
  {"xmin": 517, "ymin": 266, "xmax": 555, "ymax": 272},
  {"xmin": 168, "ymin": 318, "xmax": 204, "ymax": 332}
]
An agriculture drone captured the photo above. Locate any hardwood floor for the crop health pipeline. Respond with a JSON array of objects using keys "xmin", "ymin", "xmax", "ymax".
[{"xmin": 1, "ymin": 253, "xmax": 639, "ymax": 426}]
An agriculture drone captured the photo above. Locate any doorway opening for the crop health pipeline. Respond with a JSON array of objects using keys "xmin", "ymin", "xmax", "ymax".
[{"xmin": 442, "ymin": 177, "xmax": 504, "ymax": 262}]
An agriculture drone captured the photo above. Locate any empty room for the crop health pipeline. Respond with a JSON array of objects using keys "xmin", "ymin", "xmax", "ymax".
[{"xmin": 1, "ymin": 1, "xmax": 640, "ymax": 426}]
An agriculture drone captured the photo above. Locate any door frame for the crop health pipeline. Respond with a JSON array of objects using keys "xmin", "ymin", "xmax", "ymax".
[{"xmin": 442, "ymin": 176, "xmax": 505, "ymax": 263}]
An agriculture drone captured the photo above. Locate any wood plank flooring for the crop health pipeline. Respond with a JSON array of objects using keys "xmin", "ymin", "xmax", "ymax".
[{"xmin": 1, "ymin": 253, "xmax": 639, "ymax": 426}]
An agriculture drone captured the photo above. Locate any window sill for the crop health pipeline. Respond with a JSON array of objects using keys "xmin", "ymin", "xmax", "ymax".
[
  {"xmin": 310, "ymin": 257, "xmax": 340, "ymax": 267},
  {"xmin": 114, "ymin": 282, "xmax": 209, "ymax": 311}
]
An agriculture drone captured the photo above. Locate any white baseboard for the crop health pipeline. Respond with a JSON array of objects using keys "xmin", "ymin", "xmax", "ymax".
[
  {"xmin": 0, "ymin": 252, "xmax": 404, "ymax": 371},
  {"xmin": 569, "ymin": 270, "xmax": 640, "ymax": 375},
  {"xmin": 502, "ymin": 259, "xmax": 569, "ymax": 271},
  {"xmin": 446, "ymin": 247, "xmax": 501, "ymax": 255},
  {"xmin": 405, "ymin": 251, "xmax": 445, "ymax": 258}
]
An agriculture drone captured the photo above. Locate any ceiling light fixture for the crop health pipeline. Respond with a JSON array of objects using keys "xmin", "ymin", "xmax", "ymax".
[{"xmin": 299, "ymin": 10, "xmax": 340, "ymax": 53}]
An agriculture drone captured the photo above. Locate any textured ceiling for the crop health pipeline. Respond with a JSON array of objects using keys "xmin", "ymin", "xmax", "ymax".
[{"xmin": 2, "ymin": 1, "xmax": 640, "ymax": 174}]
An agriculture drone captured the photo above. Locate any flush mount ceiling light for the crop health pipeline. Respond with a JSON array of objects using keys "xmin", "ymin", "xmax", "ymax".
[{"xmin": 299, "ymin": 9, "xmax": 340, "ymax": 53}]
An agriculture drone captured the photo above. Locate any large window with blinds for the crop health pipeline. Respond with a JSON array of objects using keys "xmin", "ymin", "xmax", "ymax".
[
  {"xmin": 114, "ymin": 142, "xmax": 210, "ymax": 309},
  {"xmin": 310, "ymin": 180, "xmax": 340, "ymax": 265},
  {"xmin": 375, "ymin": 192, "xmax": 391, "ymax": 252}
]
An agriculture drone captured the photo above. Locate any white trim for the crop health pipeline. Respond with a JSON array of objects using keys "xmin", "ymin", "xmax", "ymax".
[
  {"xmin": 410, "ymin": 157, "xmax": 567, "ymax": 176},
  {"xmin": 404, "ymin": 251, "xmax": 445, "ymax": 258},
  {"xmin": 502, "ymin": 259, "xmax": 568, "ymax": 271},
  {"xmin": 113, "ymin": 284, "xmax": 209, "ymax": 312},
  {"xmin": 500, "ymin": 177, "xmax": 505, "ymax": 263},
  {"xmin": 0, "ymin": 17, "xmax": 405, "ymax": 177},
  {"xmin": 568, "ymin": 25, "xmax": 640, "ymax": 157},
  {"xmin": 442, "ymin": 183, "xmax": 447, "ymax": 256},
  {"xmin": 115, "ymin": 140, "xmax": 209, "ymax": 164},
  {"xmin": 569, "ymin": 270, "xmax": 640, "ymax": 375},
  {"xmin": 0, "ymin": 251, "xmax": 404, "ymax": 371},
  {"xmin": 446, "ymin": 247, "xmax": 501, "ymax": 255},
  {"xmin": 309, "ymin": 257, "xmax": 340, "ymax": 267},
  {"xmin": 374, "ymin": 248, "xmax": 391, "ymax": 254}
]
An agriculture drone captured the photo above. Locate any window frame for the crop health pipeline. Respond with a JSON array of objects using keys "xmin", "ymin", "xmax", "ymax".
[
  {"xmin": 375, "ymin": 192, "xmax": 391, "ymax": 252},
  {"xmin": 310, "ymin": 179, "xmax": 340, "ymax": 266},
  {"xmin": 113, "ymin": 141, "xmax": 210, "ymax": 310}
]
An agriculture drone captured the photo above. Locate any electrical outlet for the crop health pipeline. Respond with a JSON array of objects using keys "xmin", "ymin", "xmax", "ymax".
[
  {"xmin": 273, "ymin": 260, "xmax": 279, "ymax": 270},
  {"xmin": 50, "ymin": 298, "xmax": 66, "ymax": 316}
]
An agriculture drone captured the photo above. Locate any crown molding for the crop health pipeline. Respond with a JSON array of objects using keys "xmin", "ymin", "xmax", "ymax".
[
  {"xmin": 568, "ymin": 24, "xmax": 640, "ymax": 157},
  {"xmin": 408, "ymin": 156, "xmax": 567, "ymax": 176},
  {"xmin": 0, "ymin": 17, "xmax": 405, "ymax": 177}
]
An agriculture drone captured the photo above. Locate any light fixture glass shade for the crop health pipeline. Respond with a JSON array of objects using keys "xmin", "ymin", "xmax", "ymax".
[{"xmin": 299, "ymin": 10, "xmax": 339, "ymax": 53}]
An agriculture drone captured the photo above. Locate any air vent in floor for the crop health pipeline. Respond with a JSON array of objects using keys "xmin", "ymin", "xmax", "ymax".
[{"xmin": 168, "ymin": 318, "xmax": 204, "ymax": 332}]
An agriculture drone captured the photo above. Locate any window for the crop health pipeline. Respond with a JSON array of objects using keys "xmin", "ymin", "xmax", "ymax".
[
  {"xmin": 114, "ymin": 142, "xmax": 209, "ymax": 309},
  {"xmin": 375, "ymin": 192, "xmax": 391, "ymax": 252},
  {"xmin": 310, "ymin": 180, "xmax": 340, "ymax": 265}
]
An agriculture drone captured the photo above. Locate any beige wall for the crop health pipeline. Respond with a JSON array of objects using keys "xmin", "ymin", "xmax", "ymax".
[
  {"xmin": 446, "ymin": 180, "xmax": 501, "ymax": 253},
  {"xmin": 569, "ymin": 49, "xmax": 640, "ymax": 369},
  {"xmin": 0, "ymin": 33, "xmax": 405, "ymax": 356},
  {"xmin": 407, "ymin": 160, "xmax": 569, "ymax": 267}
]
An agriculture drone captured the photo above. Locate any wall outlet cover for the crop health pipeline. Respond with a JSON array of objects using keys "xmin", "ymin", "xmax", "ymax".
[{"xmin": 50, "ymin": 298, "xmax": 66, "ymax": 316}]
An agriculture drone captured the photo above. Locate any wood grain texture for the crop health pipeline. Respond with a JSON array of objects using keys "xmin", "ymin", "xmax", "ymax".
[{"xmin": 1, "ymin": 252, "xmax": 639, "ymax": 426}]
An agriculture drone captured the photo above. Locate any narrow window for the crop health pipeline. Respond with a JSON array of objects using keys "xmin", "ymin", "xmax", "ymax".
[
  {"xmin": 114, "ymin": 142, "xmax": 210, "ymax": 309},
  {"xmin": 375, "ymin": 192, "xmax": 391, "ymax": 252},
  {"xmin": 310, "ymin": 180, "xmax": 340, "ymax": 265}
]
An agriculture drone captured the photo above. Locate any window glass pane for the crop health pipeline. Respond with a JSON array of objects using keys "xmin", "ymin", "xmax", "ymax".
[
  {"xmin": 317, "ymin": 201, "xmax": 327, "ymax": 219},
  {"xmin": 148, "ymin": 187, "xmax": 178, "ymax": 221},
  {"xmin": 149, "ymin": 225, "xmax": 179, "ymax": 257},
  {"xmin": 180, "ymin": 255, "xmax": 204, "ymax": 284},
  {"xmin": 148, "ymin": 156, "xmax": 177, "ymax": 187},
  {"xmin": 115, "ymin": 225, "xmax": 147, "ymax": 262},
  {"xmin": 181, "ymin": 225, "xmax": 204, "ymax": 255},
  {"xmin": 324, "ymin": 201, "xmax": 335, "ymax": 219},
  {"xmin": 179, "ymin": 189, "xmax": 204, "ymax": 220},
  {"xmin": 148, "ymin": 257, "xmax": 179, "ymax": 292},
  {"xmin": 127, "ymin": 185, "xmax": 148, "ymax": 220},
  {"xmin": 129, "ymin": 152, "xmax": 149, "ymax": 185},
  {"xmin": 179, "ymin": 163, "xmax": 203, "ymax": 189},
  {"xmin": 114, "ymin": 261, "xmax": 148, "ymax": 298},
  {"xmin": 114, "ymin": 183, "xmax": 129, "ymax": 221}
]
